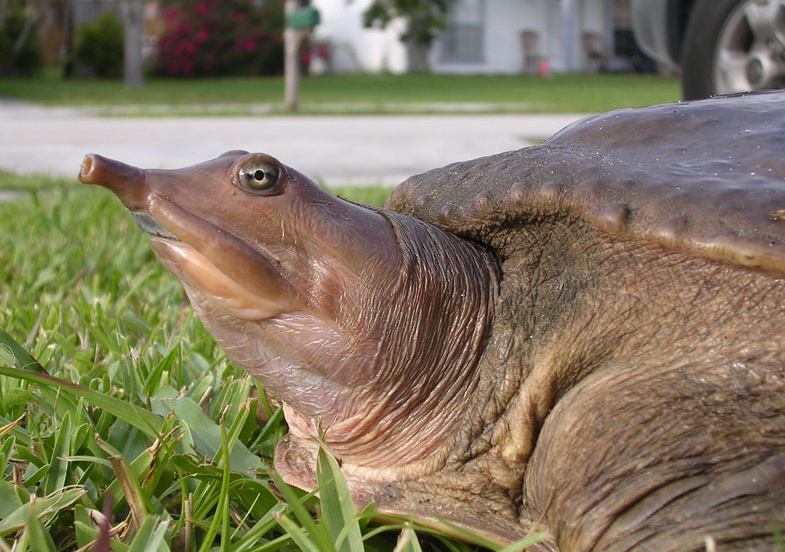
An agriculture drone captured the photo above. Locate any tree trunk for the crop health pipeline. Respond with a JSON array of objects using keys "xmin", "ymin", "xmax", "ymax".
[
  {"xmin": 0, "ymin": 0, "xmax": 8, "ymax": 29},
  {"xmin": 120, "ymin": 0, "xmax": 144, "ymax": 88},
  {"xmin": 12, "ymin": 9, "xmax": 35, "ymax": 53},
  {"xmin": 408, "ymin": 40, "xmax": 431, "ymax": 73},
  {"xmin": 406, "ymin": 13, "xmax": 432, "ymax": 73}
]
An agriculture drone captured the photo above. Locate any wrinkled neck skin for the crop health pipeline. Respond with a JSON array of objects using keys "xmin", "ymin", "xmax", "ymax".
[{"xmin": 181, "ymin": 208, "xmax": 499, "ymax": 476}]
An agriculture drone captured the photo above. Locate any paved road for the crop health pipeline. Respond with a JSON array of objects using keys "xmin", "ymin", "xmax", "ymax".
[{"xmin": 0, "ymin": 101, "xmax": 589, "ymax": 186}]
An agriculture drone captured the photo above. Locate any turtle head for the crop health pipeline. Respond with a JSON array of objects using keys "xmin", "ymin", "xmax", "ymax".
[
  {"xmin": 79, "ymin": 151, "xmax": 497, "ymax": 478},
  {"xmin": 79, "ymin": 151, "xmax": 397, "ymax": 321}
]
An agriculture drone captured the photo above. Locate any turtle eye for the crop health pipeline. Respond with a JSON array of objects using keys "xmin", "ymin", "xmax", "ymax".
[{"xmin": 235, "ymin": 160, "xmax": 281, "ymax": 195}]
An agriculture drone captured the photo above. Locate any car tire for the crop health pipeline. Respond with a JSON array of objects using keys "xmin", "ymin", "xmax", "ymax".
[{"xmin": 681, "ymin": 0, "xmax": 785, "ymax": 99}]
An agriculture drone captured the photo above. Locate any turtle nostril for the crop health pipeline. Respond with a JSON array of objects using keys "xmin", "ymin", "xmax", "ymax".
[{"xmin": 79, "ymin": 154, "xmax": 95, "ymax": 181}]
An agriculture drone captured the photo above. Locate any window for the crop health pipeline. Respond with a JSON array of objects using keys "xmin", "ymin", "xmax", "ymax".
[{"xmin": 440, "ymin": 0, "xmax": 484, "ymax": 63}]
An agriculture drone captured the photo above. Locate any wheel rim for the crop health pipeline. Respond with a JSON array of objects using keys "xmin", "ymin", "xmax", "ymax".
[{"xmin": 713, "ymin": 0, "xmax": 785, "ymax": 94}]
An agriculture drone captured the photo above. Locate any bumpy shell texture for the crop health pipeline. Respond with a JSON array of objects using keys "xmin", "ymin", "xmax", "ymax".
[{"xmin": 387, "ymin": 91, "xmax": 785, "ymax": 276}]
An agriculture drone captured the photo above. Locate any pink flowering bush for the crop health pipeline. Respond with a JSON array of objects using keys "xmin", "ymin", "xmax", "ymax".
[
  {"xmin": 155, "ymin": 0, "xmax": 283, "ymax": 77},
  {"xmin": 301, "ymin": 41, "xmax": 331, "ymax": 64}
]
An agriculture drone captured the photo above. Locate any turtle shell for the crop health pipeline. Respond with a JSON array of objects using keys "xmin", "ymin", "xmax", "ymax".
[{"xmin": 387, "ymin": 91, "xmax": 785, "ymax": 276}]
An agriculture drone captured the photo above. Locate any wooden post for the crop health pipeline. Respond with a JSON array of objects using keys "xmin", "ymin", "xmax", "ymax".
[{"xmin": 284, "ymin": 0, "xmax": 301, "ymax": 111}]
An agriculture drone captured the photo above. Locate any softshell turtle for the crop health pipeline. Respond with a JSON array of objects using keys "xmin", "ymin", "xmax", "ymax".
[{"xmin": 79, "ymin": 91, "xmax": 785, "ymax": 551}]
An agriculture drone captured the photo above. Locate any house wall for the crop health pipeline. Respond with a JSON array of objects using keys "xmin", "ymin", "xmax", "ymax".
[
  {"xmin": 309, "ymin": 0, "xmax": 617, "ymax": 75},
  {"xmin": 430, "ymin": 0, "xmax": 614, "ymax": 75},
  {"xmin": 311, "ymin": 0, "xmax": 409, "ymax": 74}
]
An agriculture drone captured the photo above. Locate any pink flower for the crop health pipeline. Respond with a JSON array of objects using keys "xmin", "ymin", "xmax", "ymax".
[
  {"xmin": 196, "ymin": 2, "xmax": 211, "ymax": 16},
  {"xmin": 175, "ymin": 40, "xmax": 198, "ymax": 56}
]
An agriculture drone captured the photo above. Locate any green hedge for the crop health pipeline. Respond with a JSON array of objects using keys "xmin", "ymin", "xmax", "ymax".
[
  {"xmin": 72, "ymin": 12, "xmax": 125, "ymax": 78},
  {"xmin": 0, "ymin": 7, "xmax": 43, "ymax": 77}
]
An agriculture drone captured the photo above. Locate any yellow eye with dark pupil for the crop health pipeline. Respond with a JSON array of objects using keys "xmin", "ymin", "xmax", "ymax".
[
  {"xmin": 240, "ymin": 162, "xmax": 278, "ymax": 191},
  {"xmin": 246, "ymin": 168, "xmax": 271, "ymax": 186},
  {"xmin": 233, "ymin": 157, "xmax": 282, "ymax": 195}
]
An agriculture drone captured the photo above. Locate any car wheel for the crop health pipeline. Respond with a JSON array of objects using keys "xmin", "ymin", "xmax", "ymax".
[{"xmin": 681, "ymin": 0, "xmax": 785, "ymax": 99}]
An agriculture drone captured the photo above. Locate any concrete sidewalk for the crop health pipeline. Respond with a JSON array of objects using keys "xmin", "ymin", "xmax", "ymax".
[{"xmin": 0, "ymin": 100, "xmax": 588, "ymax": 186}]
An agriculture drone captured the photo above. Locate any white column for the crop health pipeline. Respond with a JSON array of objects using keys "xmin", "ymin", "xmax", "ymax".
[{"xmin": 561, "ymin": 0, "xmax": 579, "ymax": 72}]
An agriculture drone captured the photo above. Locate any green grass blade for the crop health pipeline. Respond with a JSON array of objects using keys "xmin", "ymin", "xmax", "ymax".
[
  {"xmin": 127, "ymin": 516, "xmax": 169, "ymax": 552},
  {"xmin": 0, "ymin": 437, "xmax": 15, "ymax": 495},
  {"xmin": 0, "ymin": 328, "xmax": 47, "ymax": 373},
  {"xmin": 316, "ymin": 445, "xmax": 364, "ymax": 552},
  {"xmin": 73, "ymin": 505, "xmax": 98, "ymax": 549},
  {"xmin": 0, "ymin": 366, "xmax": 163, "ymax": 440},
  {"xmin": 214, "ymin": 399, "xmax": 252, "ymax": 468},
  {"xmin": 357, "ymin": 522, "xmax": 404, "ymax": 542},
  {"xmin": 430, "ymin": 535, "xmax": 474, "ymax": 552},
  {"xmin": 0, "ymin": 487, "xmax": 85, "ymax": 536},
  {"xmin": 393, "ymin": 525, "xmax": 422, "ymax": 552},
  {"xmin": 230, "ymin": 502, "xmax": 288, "ymax": 552},
  {"xmin": 430, "ymin": 517, "xmax": 513, "ymax": 551},
  {"xmin": 252, "ymin": 406, "xmax": 284, "ymax": 453},
  {"xmin": 356, "ymin": 501, "xmax": 376, "ymax": 532},
  {"xmin": 22, "ymin": 502, "xmax": 57, "ymax": 552},
  {"xmin": 62, "ymin": 455, "xmax": 113, "ymax": 468},
  {"xmin": 143, "ymin": 344, "xmax": 179, "ymax": 397},
  {"xmin": 43, "ymin": 410, "xmax": 71, "ymax": 496},
  {"xmin": 772, "ymin": 522, "xmax": 785, "ymax": 552},
  {"xmin": 220, "ymin": 420, "xmax": 232, "ymax": 552},
  {"xmin": 497, "ymin": 534, "xmax": 547, "ymax": 552},
  {"xmin": 195, "ymin": 418, "xmax": 232, "ymax": 552},
  {"xmin": 267, "ymin": 468, "xmax": 333, "ymax": 552},
  {"xmin": 151, "ymin": 394, "xmax": 262, "ymax": 475},
  {"xmin": 272, "ymin": 512, "xmax": 325, "ymax": 552}
]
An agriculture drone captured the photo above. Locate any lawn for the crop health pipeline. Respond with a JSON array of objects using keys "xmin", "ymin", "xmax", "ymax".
[
  {"xmin": 0, "ymin": 72, "xmax": 680, "ymax": 114},
  {"xmin": 0, "ymin": 174, "xmax": 538, "ymax": 551}
]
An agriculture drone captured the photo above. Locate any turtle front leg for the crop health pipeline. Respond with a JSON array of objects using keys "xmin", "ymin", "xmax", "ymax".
[{"xmin": 525, "ymin": 355, "xmax": 785, "ymax": 552}]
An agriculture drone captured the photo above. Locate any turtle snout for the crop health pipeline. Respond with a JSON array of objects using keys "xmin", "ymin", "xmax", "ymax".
[{"xmin": 79, "ymin": 153, "xmax": 150, "ymax": 211}]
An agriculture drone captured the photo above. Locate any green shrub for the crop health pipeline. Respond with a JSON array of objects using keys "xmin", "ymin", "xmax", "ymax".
[
  {"xmin": 0, "ymin": 10, "xmax": 44, "ymax": 77},
  {"xmin": 155, "ymin": 0, "xmax": 284, "ymax": 77},
  {"xmin": 73, "ymin": 12, "xmax": 124, "ymax": 78}
]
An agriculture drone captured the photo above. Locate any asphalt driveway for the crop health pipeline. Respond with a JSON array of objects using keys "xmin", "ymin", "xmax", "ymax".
[{"xmin": 0, "ymin": 101, "xmax": 587, "ymax": 186}]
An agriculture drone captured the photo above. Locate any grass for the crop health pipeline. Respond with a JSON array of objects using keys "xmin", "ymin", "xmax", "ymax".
[
  {"xmin": 0, "ymin": 173, "xmax": 542, "ymax": 551},
  {"xmin": 0, "ymin": 171, "xmax": 77, "ymax": 192},
  {"xmin": 0, "ymin": 72, "xmax": 681, "ymax": 114}
]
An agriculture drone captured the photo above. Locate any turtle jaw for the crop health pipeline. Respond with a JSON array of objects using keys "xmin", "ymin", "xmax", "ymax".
[
  {"xmin": 129, "ymin": 211, "xmax": 177, "ymax": 241},
  {"xmin": 144, "ymin": 193, "xmax": 308, "ymax": 320}
]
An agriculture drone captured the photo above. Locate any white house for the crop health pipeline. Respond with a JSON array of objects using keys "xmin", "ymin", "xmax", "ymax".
[
  {"xmin": 308, "ymin": 0, "xmax": 409, "ymax": 73},
  {"xmin": 311, "ymin": 0, "xmax": 631, "ymax": 75}
]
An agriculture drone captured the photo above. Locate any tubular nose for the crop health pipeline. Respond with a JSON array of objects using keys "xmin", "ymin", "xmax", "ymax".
[{"xmin": 78, "ymin": 153, "xmax": 149, "ymax": 210}]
